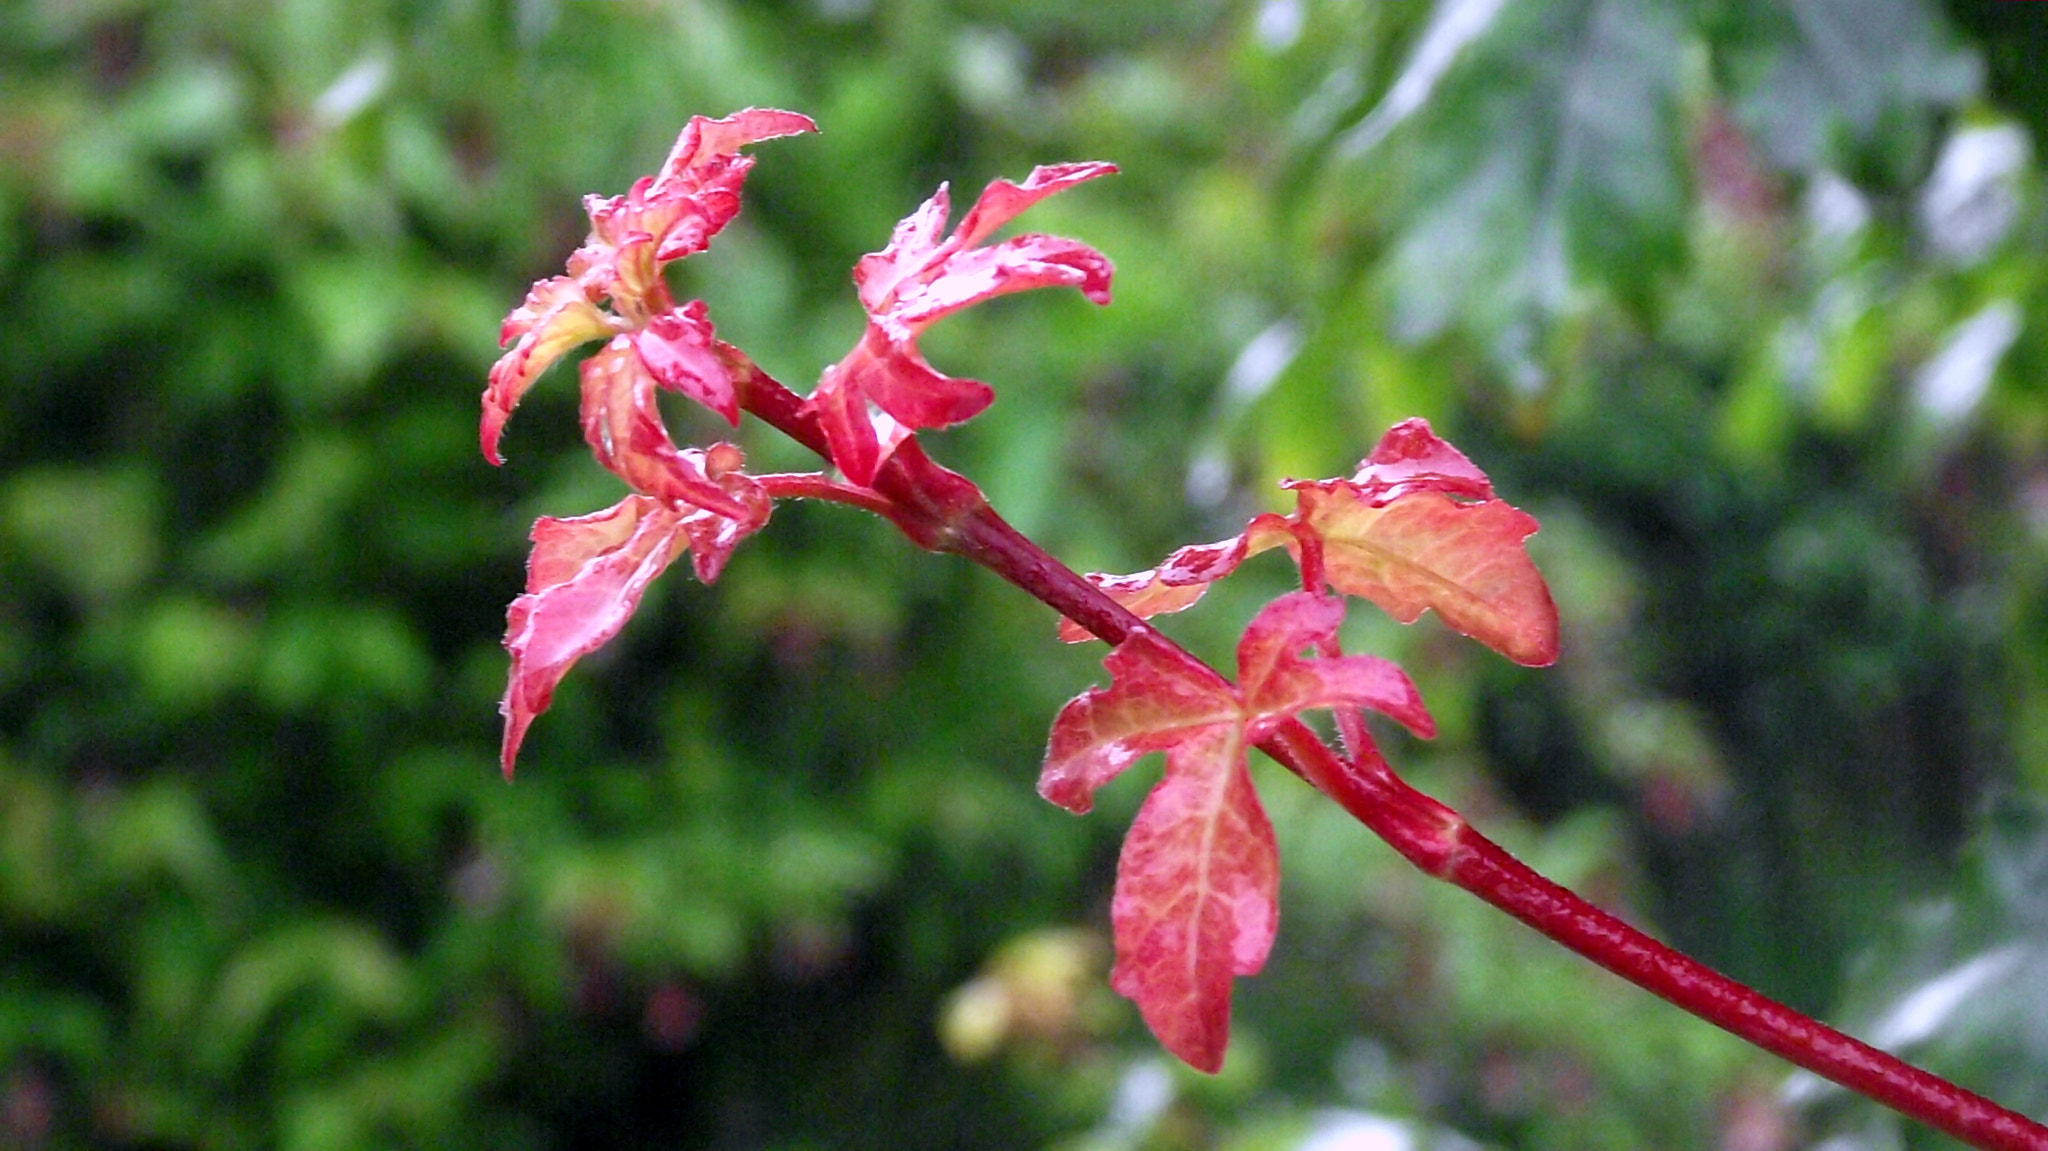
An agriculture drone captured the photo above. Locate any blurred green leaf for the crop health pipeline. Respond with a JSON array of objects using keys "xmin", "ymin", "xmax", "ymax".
[{"xmin": 3, "ymin": 464, "xmax": 162, "ymax": 605}]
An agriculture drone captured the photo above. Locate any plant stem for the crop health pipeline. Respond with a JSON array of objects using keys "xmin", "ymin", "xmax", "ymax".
[
  {"xmin": 730, "ymin": 353, "xmax": 2048, "ymax": 1151},
  {"xmin": 754, "ymin": 472, "xmax": 898, "ymax": 517},
  {"xmin": 1273, "ymin": 725, "xmax": 2048, "ymax": 1151}
]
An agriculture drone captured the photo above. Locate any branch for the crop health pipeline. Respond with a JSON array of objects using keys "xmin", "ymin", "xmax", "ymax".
[{"xmin": 729, "ymin": 349, "xmax": 2048, "ymax": 1151}]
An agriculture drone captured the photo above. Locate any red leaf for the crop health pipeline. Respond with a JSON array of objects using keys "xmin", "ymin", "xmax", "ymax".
[
  {"xmin": 853, "ymin": 183, "xmax": 954, "ymax": 314},
  {"xmin": 577, "ymin": 336, "xmax": 764, "ymax": 520},
  {"xmin": 1234, "ymin": 592, "xmax": 1435, "ymax": 741},
  {"xmin": 953, "ymin": 163, "xmax": 1122, "ymax": 250},
  {"xmin": 1348, "ymin": 417, "xmax": 1494, "ymax": 505},
  {"xmin": 482, "ymin": 276, "xmax": 615, "ymax": 464},
  {"xmin": 807, "ymin": 356, "xmax": 883, "ymax": 488},
  {"xmin": 1056, "ymin": 515, "xmax": 1293, "ymax": 642},
  {"xmin": 499, "ymin": 497, "xmax": 686, "ymax": 776},
  {"xmin": 488, "ymin": 110, "xmax": 813, "ymax": 466},
  {"xmin": 1288, "ymin": 479, "xmax": 1558, "ymax": 666},
  {"xmin": 655, "ymin": 108, "xmax": 819, "ymax": 195},
  {"xmin": 1042, "ymin": 596, "xmax": 1430, "ymax": 1073},
  {"xmin": 581, "ymin": 109, "xmax": 818, "ymax": 282},
  {"xmin": 631, "ymin": 301, "xmax": 739, "ymax": 425},
  {"xmin": 878, "ymin": 232, "xmax": 1114, "ymax": 336},
  {"xmin": 806, "ymin": 347, "xmax": 920, "ymax": 487},
  {"xmin": 838, "ymin": 325, "xmax": 995, "ymax": 433},
  {"xmin": 854, "ymin": 168, "xmax": 1114, "ymax": 334},
  {"xmin": 810, "ymin": 162, "xmax": 1115, "ymax": 484},
  {"xmin": 1109, "ymin": 723, "xmax": 1277, "ymax": 1073},
  {"xmin": 1039, "ymin": 629, "xmax": 1237, "ymax": 813},
  {"xmin": 499, "ymin": 491, "xmax": 765, "ymax": 777}
]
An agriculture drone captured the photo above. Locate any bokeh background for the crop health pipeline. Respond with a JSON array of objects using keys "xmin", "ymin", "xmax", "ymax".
[{"xmin": 8, "ymin": 0, "xmax": 2048, "ymax": 1147}]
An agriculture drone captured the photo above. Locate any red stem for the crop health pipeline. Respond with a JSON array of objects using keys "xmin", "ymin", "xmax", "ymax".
[
  {"xmin": 1293, "ymin": 526, "xmax": 1373, "ymax": 765},
  {"xmin": 1273, "ymin": 726, "xmax": 2048, "ymax": 1151},
  {"xmin": 729, "ymin": 351, "xmax": 2048, "ymax": 1151},
  {"xmin": 755, "ymin": 472, "xmax": 897, "ymax": 517}
]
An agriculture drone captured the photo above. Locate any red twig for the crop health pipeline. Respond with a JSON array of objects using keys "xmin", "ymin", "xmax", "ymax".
[{"xmin": 755, "ymin": 472, "xmax": 898, "ymax": 517}]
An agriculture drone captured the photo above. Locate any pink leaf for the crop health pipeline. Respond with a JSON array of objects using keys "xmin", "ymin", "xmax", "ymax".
[
  {"xmin": 1288, "ymin": 480, "xmax": 1559, "ymax": 666},
  {"xmin": 577, "ymin": 338, "xmax": 764, "ymax": 519},
  {"xmin": 500, "ymin": 487, "xmax": 767, "ymax": 777},
  {"xmin": 810, "ymin": 162, "xmax": 1115, "ymax": 482},
  {"xmin": 1109, "ymin": 723, "xmax": 1277, "ymax": 1074},
  {"xmin": 1039, "ymin": 629, "xmax": 1238, "ymax": 813},
  {"xmin": 953, "ymin": 162, "xmax": 1122, "ymax": 249},
  {"xmin": 482, "ymin": 276, "xmax": 615, "ymax": 464},
  {"xmin": 676, "ymin": 502, "xmax": 752, "ymax": 584},
  {"xmin": 880, "ymin": 233, "xmax": 1114, "ymax": 335},
  {"xmin": 631, "ymin": 301, "xmax": 739, "ymax": 425},
  {"xmin": 853, "ymin": 184, "xmax": 956, "ymax": 314},
  {"xmin": 619, "ymin": 110, "xmax": 816, "ymax": 262},
  {"xmin": 1044, "ymin": 594, "xmax": 1437, "ymax": 1073},
  {"xmin": 1057, "ymin": 515, "xmax": 1294, "ymax": 643},
  {"xmin": 1233, "ymin": 592, "xmax": 1435, "ymax": 741},
  {"xmin": 808, "ymin": 355, "xmax": 883, "ymax": 487},
  {"xmin": 1348, "ymin": 417, "xmax": 1495, "ymax": 506},
  {"xmin": 839, "ymin": 325, "xmax": 995, "ymax": 432},
  {"xmin": 805, "ymin": 328, "xmax": 995, "ymax": 486},
  {"xmin": 655, "ymin": 108, "xmax": 819, "ymax": 192},
  {"xmin": 488, "ymin": 111, "xmax": 814, "ymax": 467},
  {"xmin": 853, "ymin": 166, "xmax": 1115, "ymax": 330},
  {"xmin": 499, "ymin": 496, "xmax": 689, "ymax": 777}
]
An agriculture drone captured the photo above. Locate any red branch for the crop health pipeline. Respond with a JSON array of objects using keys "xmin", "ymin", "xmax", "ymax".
[{"xmin": 727, "ymin": 351, "xmax": 2048, "ymax": 1151}]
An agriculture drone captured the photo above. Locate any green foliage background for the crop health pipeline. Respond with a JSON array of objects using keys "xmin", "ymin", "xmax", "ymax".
[{"xmin": 6, "ymin": 1, "xmax": 2048, "ymax": 1148}]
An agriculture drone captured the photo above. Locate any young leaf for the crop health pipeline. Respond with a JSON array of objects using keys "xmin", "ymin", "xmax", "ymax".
[
  {"xmin": 1055, "ymin": 515, "xmax": 1294, "ymax": 643},
  {"xmin": 498, "ymin": 451, "xmax": 767, "ymax": 778},
  {"xmin": 483, "ymin": 276, "xmax": 615, "ymax": 464},
  {"xmin": 583, "ymin": 108, "xmax": 819, "ymax": 279},
  {"xmin": 808, "ymin": 163, "xmax": 1116, "ymax": 485},
  {"xmin": 1346, "ymin": 416, "xmax": 1495, "ymax": 505},
  {"xmin": 1039, "ymin": 629, "xmax": 1239, "ymax": 813},
  {"xmin": 484, "ymin": 109, "xmax": 814, "ymax": 465},
  {"xmin": 1060, "ymin": 421, "xmax": 1558, "ymax": 667},
  {"xmin": 1288, "ymin": 480, "xmax": 1557, "ymax": 666},
  {"xmin": 1109, "ymin": 722, "xmax": 1276, "ymax": 1074},
  {"xmin": 1043, "ymin": 593, "xmax": 1434, "ymax": 1072},
  {"xmin": 499, "ymin": 496, "xmax": 687, "ymax": 777},
  {"xmin": 577, "ymin": 331, "xmax": 763, "ymax": 520},
  {"xmin": 1234, "ymin": 590, "xmax": 1435, "ymax": 741},
  {"xmin": 630, "ymin": 300, "xmax": 740, "ymax": 425}
]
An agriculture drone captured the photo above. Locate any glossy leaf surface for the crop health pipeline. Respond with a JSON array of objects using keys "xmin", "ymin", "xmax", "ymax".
[
  {"xmin": 499, "ymin": 496, "xmax": 689, "ymax": 777},
  {"xmin": 1060, "ymin": 422, "xmax": 1557, "ymax": 666},
  {"xmin": 1055, "ymin": 516, "xmax": 1293, "ymax": 643},
  {"xmin": 498, "ymin": 445, "xmax": 765, "ymax": 778},
  {"xmin": 484, "ymin": 109, "xmax": 814, "ymax": 464},
  {"xmin": 808, "ymin": 164, "xmax": 1116, "ymax": 484},
  {"xmin": 1289, "ymin": 480, "xmax": 1556, "ymax": 666},
  {"xmin": 1109, "ymin": 723, "xmax": 1275, "ymax": 1073},
  {"xmin": 1044, "ymin": 593, "xmax": 1433, "ymax": 1071}
]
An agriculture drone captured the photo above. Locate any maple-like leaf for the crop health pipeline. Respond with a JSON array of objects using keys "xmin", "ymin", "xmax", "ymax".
[
  {"xmin": 1056, "ymin": 515, "xmax": 1294, "ymax": 643},
  {"xmin": 1057, "ymin": 421, "xmax": 1557, "ymax": 667},
  {"xmin": 1039, "ymin": 629, "xmax": 1240, "ymax": 812},
  {"xmin": 577, "ymin": 318, "xmax": 766, "ymax": 520},
  {"xmin": 808, "ymin": 163, "xmax": 1117, "ymax": 485},
  {"xmin": 574, "ymin": 108, "xmax": 819, "ymax": 305},
  {"xmin": 1286, "ymin": 420, "xmax": 1556, "ymax": 666},
  {"xmin": 1232, "ymin": 591, "xmax": 1435, "ymax": 740},
  {"xmin": 1109, "ymin": 722, "xmax": 1275, "ymax": 1070},
  {"xmin": 483, "ymin": 109, "xmax": 814, "ymax": 465},
  {"xmin": 1345, "ymin": 415, "xmax": 1495, "ymax": 505},
  {"xmin": 498, "ymin": 481, "xmax": 764, "ymax": 777},
  {"xmin": 1041, "ymin": 593, "xmax": 1432, "ymax": 1071},
  {"xmin": 483, "ymin": 276, "xmax": 617, "ymax": 465}
]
